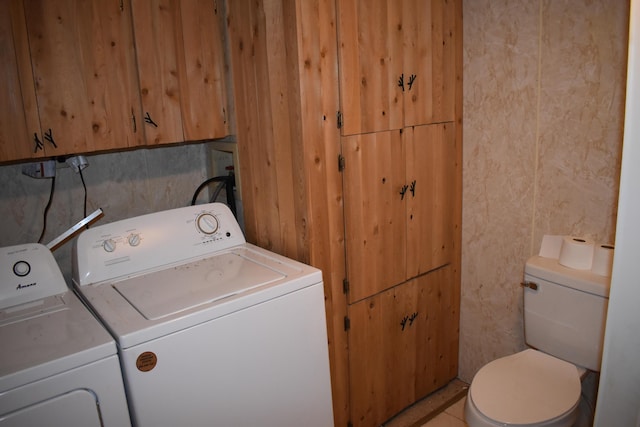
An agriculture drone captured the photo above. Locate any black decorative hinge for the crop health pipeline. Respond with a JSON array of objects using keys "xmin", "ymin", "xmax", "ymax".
[
  {"xmin": 343, "ymin": 278, "xmax": 349, "ymax": 294},
  {"xmin": 344, "ymin": 316, "xmax": 350, "ymax": 331},
  {"xmin": 338, "ymin": 154, "xmax": 345, "ymax": 172},
  {"xmin": 336, "ymin": 111, "xmax": 343, "ymax": 129}
]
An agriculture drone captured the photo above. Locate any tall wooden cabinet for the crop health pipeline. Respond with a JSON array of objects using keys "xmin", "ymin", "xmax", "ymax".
[{"xmin": 227, "ymin": 1, "xmax": 462, "ymax": 426}]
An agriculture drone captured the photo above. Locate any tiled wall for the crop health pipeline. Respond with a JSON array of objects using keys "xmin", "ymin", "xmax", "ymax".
[
  {"xmin": 0, "ymin": 144, "xmax": 212, "ymax": 281},
  {"xmin": 460, "ymin": 0, "xmax": 629, "ymax": 382}
]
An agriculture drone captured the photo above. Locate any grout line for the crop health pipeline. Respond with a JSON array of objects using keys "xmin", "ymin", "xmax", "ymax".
[
  {"xmin": 530, "ymin": 0, "xmax": 544, "ymax": 255},
  {"xmin": 408, "ymin": 387, "xmax": 469, "ymax": 427}
]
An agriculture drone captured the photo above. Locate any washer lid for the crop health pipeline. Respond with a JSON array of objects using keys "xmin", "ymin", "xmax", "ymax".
[
  {"xmin": 113, "ymin": 252, "xmax": 285, "ymax": 320},
  {"xmin": 469, "ymin": 349, "xmax": 580, "ymax": 425}
]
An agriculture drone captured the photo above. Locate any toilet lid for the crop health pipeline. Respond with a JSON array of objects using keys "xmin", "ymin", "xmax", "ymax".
[{"xmin": 470, "ymin": 349, "xmax": 581, "ymax": 425}]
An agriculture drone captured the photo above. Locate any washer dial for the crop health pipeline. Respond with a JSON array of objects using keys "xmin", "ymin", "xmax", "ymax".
[{"xmin": 196, "ymin": 213, "xmax": 219, "ymax": 235}]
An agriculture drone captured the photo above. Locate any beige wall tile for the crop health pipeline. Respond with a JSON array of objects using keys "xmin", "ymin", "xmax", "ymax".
[{"xmin": 460, "ymin": 0, "xmax": 628, "ymax": 382}]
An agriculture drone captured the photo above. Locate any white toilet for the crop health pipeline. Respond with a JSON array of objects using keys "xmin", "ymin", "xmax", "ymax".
[{"xmin": 465, "ymin": 254, "xmax": 610, "ymax": 427}]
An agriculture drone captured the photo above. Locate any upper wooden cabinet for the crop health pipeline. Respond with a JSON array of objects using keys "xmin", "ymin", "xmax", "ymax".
[
  {"xmin": 132, "ymin": 0, "xmax": 228, "ymax": 145},
  {"xmin": 24, "ymin": 0, "xmax": 143, "ymax": 157},
  {"xmin": 336, "ymin": 0, "xmax": 456, "ymax": 136},
  {"xmin": 0, "ymin": 1, "xmax": 42, "ymax": 161},
  {"xmin": 0, "ymin": 0, "xmax": 229, "ymax": 163},
  {"xmin": 342, "ymin": 122, "xmax": 455, "ymax": 303}
]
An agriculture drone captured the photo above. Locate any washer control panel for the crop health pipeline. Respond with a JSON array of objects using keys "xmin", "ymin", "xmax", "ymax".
[{"xmin": 74, "ymin": 203, "xmax": 245, "ymax": 286}]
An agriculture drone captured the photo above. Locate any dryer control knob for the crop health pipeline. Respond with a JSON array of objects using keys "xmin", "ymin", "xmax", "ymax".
[
  {"xmin": 103, "ymin": 238, "xmax": 117, "ymax": 252},
  {"xmin": 196, "ymin": 213, "xmax": 219, "ymax": 235}
]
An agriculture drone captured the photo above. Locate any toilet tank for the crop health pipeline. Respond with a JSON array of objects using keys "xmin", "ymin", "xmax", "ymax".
[{"xmin": 523, "ymin": 255, "xmax": 610, "ymax": 371}]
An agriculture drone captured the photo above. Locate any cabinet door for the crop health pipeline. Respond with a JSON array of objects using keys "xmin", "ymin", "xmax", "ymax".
[
  {"xmin": 403, "ymin": 0, "xmax": 456, "ymax": 126},
  {"xmin": 0, "ymin": 0, "xmax": 43, "ymax": 162},
  {"xmin": 348, "ymin": 266, "xmax": 457, "ymax": 427},
  {"xmin": 337, "ymin": 0, "xmax": 457, "ymax": 135},
  {"xmin": 343, "ymin": 130, "xmax": 406, "ymax": 303},
  {"xmin": 133, "ymin": 0, "xmax": 228, "ymax": 145},
  {"xmin": 177, "ymin": 0, "xmax": 228, "ymax": 140},
  {"xmin": 24, "ymin": 0, "xmax": 142, "ymax": 155},
  {"xmin": 406, "ymin": 123, "xmax": 455, "ymax": 278},
  {"xmin": 337, "ymin": 0, "xmax": 404, "ymax": 136},
  {"xmin": 132, "ymin": 0, "xmax": 183, "ymax": 145}
]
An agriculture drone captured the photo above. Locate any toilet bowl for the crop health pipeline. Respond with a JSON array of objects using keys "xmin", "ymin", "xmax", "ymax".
[{"xmin": 464, "ymin": 349, "xmax": 581, "ymax": 427}]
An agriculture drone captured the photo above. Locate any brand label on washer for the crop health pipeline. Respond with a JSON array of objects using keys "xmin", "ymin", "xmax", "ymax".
[{"xmin": 136, "ymin": 351, "xmax": 157, "ymax": 372}]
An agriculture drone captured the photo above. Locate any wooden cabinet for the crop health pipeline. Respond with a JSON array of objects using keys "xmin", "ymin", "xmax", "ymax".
[
  {"xmin": 348, "ymin": 265, "xmax": 458, "ymax": 426},
  {"xmin": 24, "ymin": 0, "xmax": 142, "ymax": 157},
  {"xmin": 1, "ymin": 0, "xmax": 141, "ymax": 162},
  {"xmin": 0, "ymin": 1, "xmax": 42, "ymax": 161},
  {"xmin": 132, "ymin": 0, "xmax": 228, "ymax": 145},
  {"xmin": 343, "ymin": 123, "xmax": 456, "ymax": 303},
  {"xmin": 1, "ymin": 0, "xmax": 229, "ymax": 163},
  {"xmin": 337, "ymin": 0, "xmax": 456, "ymax": 136}
]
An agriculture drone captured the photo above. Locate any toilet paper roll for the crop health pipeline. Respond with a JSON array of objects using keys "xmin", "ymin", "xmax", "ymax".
[
  {"xmin": 558, "ymin": 236, "xmax": 595, "ymax": 270},
  {"xmin": 591, "ymin": 243, "xmax": 615, "ymax": 277}
]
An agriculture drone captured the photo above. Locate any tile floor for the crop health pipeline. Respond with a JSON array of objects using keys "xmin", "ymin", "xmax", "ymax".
[
  {"xmin": 383, "ymin": 379, "xmax": 469, "ymax": 427},
  {"xmin": 419, "ymin": 396, "xmax": 467, "ymax": 427}
]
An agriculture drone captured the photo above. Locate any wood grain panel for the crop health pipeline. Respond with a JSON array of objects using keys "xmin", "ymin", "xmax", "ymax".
[
  {"xmin": 292, "ymin": 0, "xmax": 348, "ymax": 424},
  {"xmin": 178, "ymin": 0, "xmax": 228, "ymax": 140},
  {"xmin": 343, "ymin": 130, "xmax": 406, "ymax": 303},
  {"xmin": 132, "ymin": 0, "xmax": 183, "ymax": 145},
  {"xmin": 405, "ymin": 123, "xmax": 455, "ymax": 278},
  {"xmin": 337, "ymin": 0, "xmax": 403, "ymax": 135},
  {"xmin": 0, "ymin": 0, "xmax": 41, "ymax": 161},
  {"xmin": 228, "ymin": 2, "xmax": 347, "ymax": 425},
  {"xmin": 403, "ymin": 0, "xmax": 456, "ymax": 126},
  {"xmin": 24, "ymin": 0, "xmax": 142, "ymax": 155},
  {"xmin": 348, "ymin": 266, "xmax": 457, "ymax": 427}
]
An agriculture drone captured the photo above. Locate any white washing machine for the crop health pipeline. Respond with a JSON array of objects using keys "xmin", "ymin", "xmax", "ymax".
[
  {"xmin": 0, "ymin": 243, "xmax": 131, "ymax": 427},
  {"xmin": 72, "ymin": 203, "xmax": 334, "ymax": 427}
]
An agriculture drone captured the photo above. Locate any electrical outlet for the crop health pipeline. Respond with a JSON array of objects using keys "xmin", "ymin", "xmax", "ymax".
[
  {"xmin": 66, "ymin": 155, "xmax": 89, "ymax": 172},
  {"xmin": 22, "ymin": 160, "xmax": 56, "ymax": 179}
]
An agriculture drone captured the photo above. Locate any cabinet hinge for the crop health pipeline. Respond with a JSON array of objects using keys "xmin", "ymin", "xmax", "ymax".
[
  {"xmin": 347, "ymin": 422, "xmax": 353, "ymax": 427},
  {"xmin": 336, "ymin": 111, "xmax": 343, "ymax": 129},
  {"xmin": 342, "ymin": 278, "xmax": 349, "ymax": 294},
  {"xmin": 338, "ymin": 154, "xmax": 345, "ymax": 172},
  {"xmin": 344, "ymin": 316, "xmax": 350, "ymax": 331}
]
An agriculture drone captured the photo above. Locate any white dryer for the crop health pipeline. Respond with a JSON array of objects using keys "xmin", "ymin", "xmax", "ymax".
[
  {"xmin": 0, "ymin": 243, "xmax": 131, "ymax": 426},
  {"xmin": 72, "ymin": 203, "xmax": 334, "ymax": 427}
]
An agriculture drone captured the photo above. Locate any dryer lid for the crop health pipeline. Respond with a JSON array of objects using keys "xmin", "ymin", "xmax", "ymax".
[{"xmin": 469, "ymin": 349, "xmax": 580, "ymax": 425}]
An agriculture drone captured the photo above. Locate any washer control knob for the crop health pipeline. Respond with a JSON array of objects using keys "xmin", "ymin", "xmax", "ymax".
[
  {"xmin": 196, "ymin": 213, "xmax": 219, "ymax": 235},
  {"xmin": 13, "ymin": 261, "xmax": 31, "ymax": 277},
  {"xmin": 128, "ymin": 233, "xmax": 141, "ymax": 247},
  {"xmin": 103, "ymin": 238, "xmax": 117, "ymax": 253}
]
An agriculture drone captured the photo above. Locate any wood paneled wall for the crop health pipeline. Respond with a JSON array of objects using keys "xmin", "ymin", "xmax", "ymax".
[{"xmin": 226, "ymin": 1, "xmax": 349, "ymax": 424}]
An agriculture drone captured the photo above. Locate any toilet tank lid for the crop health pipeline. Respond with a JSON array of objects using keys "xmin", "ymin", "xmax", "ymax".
[{"xmin": 525, "ymin": 255, "xmax": 610, "ymax": 298}]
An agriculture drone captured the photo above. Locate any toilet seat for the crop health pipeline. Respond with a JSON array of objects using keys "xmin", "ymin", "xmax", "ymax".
[{"xmin": 469, "ymin": 349, "xmax": 581, "ymax": 425}]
